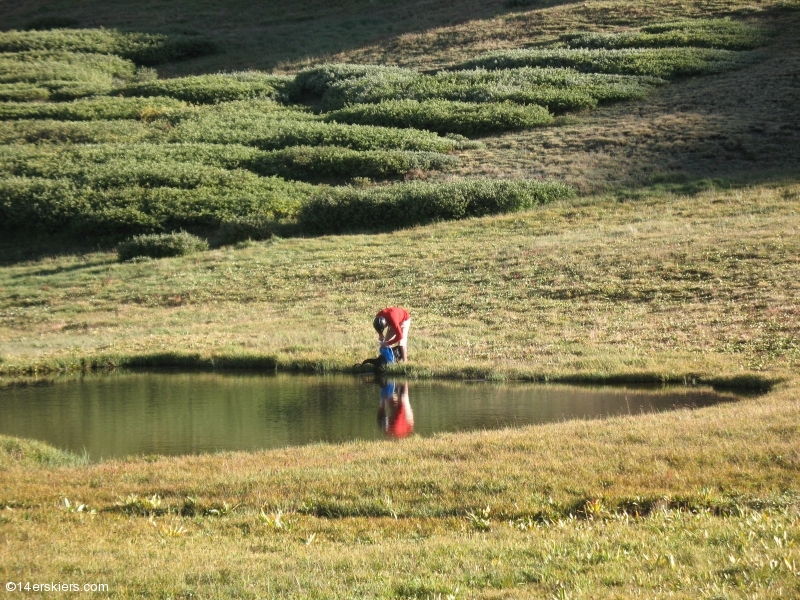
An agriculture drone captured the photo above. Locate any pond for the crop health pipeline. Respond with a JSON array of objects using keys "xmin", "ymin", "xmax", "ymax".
[{"xmin": 0, "ymin": 372, "xmax": 745, "ymax": 460}]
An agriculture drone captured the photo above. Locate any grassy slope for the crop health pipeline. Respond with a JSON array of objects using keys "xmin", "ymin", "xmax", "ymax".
[
  {"xmin": 0, "ymin": 185, "xmax": 798, "ymax": 381},
  {"xmin": 1, "ymin": 0, "xmax": 800, "ymax": 598}
]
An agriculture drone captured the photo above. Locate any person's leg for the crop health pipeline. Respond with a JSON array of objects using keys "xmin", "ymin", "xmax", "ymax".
[{"xmin": 398, "ymin": 318, "xmax": 411, "ymax": 362}]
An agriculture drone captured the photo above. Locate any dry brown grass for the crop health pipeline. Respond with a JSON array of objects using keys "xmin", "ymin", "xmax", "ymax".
[{"xmin": 445, "ymin": 11, "xmax": 800, "ymax": 193}]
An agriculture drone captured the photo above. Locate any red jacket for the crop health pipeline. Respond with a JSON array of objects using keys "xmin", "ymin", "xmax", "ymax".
[{"xmin": 376, "ymin": 306, "xmax": 410, "ymax": 346}]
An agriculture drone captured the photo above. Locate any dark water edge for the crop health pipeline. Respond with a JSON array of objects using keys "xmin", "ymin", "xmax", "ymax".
[{"xmin": 0, "ymin": 371, "xmax": 751, "ymax": 461}]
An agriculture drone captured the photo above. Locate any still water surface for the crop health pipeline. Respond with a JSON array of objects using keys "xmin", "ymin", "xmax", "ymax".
[{"xmin": 0, "ymin": 372, "xmax": 741, "ymax": 460}]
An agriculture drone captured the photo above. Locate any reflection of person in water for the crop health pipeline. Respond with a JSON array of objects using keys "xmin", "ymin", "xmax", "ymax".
[{"xmin": 377, "ymin": 381, "xmax": 414, "ymax": 438}]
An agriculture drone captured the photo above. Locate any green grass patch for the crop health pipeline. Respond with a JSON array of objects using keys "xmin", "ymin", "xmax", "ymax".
[
  {"xmin": 0, "ymin": 28, "xmax": 218, "ymax": 65},
  {"xmin": 117, "ymin": 231, "xmax": 209, "ymax": 261},
  {"xmin": 458, "ymin": 47, "xmax": 754, "ymax": 78},
  {"xmin": 0, "ymin": 434, "xmax": 85, "ymax": 468},
  {"xmin": 298, "ymin": 179, "xmax": 575, "ymax": 234},
  {"xmin": 324, "ymin": 99, "xmax": 553, "ymax": 135},
  {"xmin": 564, "ymin": 18, "xmax": 768, "ymax": 51}
]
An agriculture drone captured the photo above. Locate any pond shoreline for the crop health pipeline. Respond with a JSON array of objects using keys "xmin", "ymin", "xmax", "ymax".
[{"xmin": 0, "ymin": 351, "xmax": 780, "ymax": 390}]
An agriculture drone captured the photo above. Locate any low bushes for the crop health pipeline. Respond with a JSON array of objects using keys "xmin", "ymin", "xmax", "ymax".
[
  {"xmin": 298, "ymin": 179, "xmax": 575, "ymax": 234},
  {"xmin": 0, "ymin": 175, "xmax": 313, "ymax": 237},
  {"xmin": 0, "ymin": 82, "xmax": 51, "ymax": 102},
  {"xmin": 171, "ymin": 111, "xmax": 460, "ymax": 152},
  {"xmin": 118, "ymin": 72, "xmax": 292, "ymax": 104},
  {"xmin": 290, "ymin": 64, "xmax": 411, "ymax": 100},
  {"xmin": 0, "ymin": 143, "xmax": 457, "ymax": 185},
  {"xmin": 0, "ymin": 28, "xmax": 218, "ymax": 65},
  {"xmin": 0, "ymin": 50, "xmax": 137, "ymax": 81},
  {"xmin": 458, "ymin": 47, "xmax": 752, "ymax": 79},
  {"xmin": 117, "ymin": 231, "xmax": 208, "ymax": 261},
  {"xmin": 563, "ymin": 18, "xmax": 767, "ymax": 51},
  {"xmin": 309, "ymin": 66, "xmax": 657, "ymax": 112},
  {"xmin": 254, "ymin": 146, "xmax": 458, "ymax": 180},
  {"xmin": 1, "ymin": 172, "xmax": 568, "ymax": 240},
  {"xmin": 0, "ymin": 119, "xmax": 160, "ymax": 145},
  {"xmin": 0, "ymin": 97, "xmax": 189, "ymax": 121},
  {"xmin": 0, "ymin": 50, "xmax": 138, "ymax": 99},
  {"xmin": 324, "ymin": 99, "xmax": 553, "ymax": 135}
]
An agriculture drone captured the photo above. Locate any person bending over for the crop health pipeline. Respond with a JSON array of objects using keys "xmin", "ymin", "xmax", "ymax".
[{"xmin": 373, "ymin": 306, "xmax": 411, "ymax": 362}]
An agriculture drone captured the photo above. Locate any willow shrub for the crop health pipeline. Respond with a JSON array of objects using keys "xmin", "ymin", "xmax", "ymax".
[
  {"xmin": 290, "ymin": 64, "xmax": 412, "ymax": 100},
  {"xmin": 0, "ymin": 83, "xmax": 52, "ymax": 101},
  {"xmin": 0, "ymin": 28, "xmax": 218, "ymax": 65},
  {"xmin": 298, "ymin": 179, "xmax": 575, "ymax": 234},
  {"xmin": 256, "ymin": 146, "xmax": 458, "ymax": 180},
  {"xmin": 0, "ymin": 175, "xmax": 313, "ymax": 237},
  {"xmin": 171, "ymin": 111, "xmax": 460, "ymax": 152},
  {"xmin": 117, "ymin": 72, "xmax": 292, "ymax": 104},
  {"xmin": 324, "ymin": 99, "xmax": 553, "ymax": 135},
  {"xmin": 457, "ymin": 47, "xmax": 752, "ymax": 79},
  {"xmin": 0, "ymin": 143, "xmax": 456, "ymax": 185},
  {"xmin": 117, "ymin": 231, "xmax": 208, "ymax": 261},
  {"xmin": 315, "ymin": 67, "xmax": 656, "ymax": 112},
  {"xmin": 0, "ymin": 50, "xmax": 138, "ymax": 99},
  {"xmin": 0, "ymin": 96, "xmax": 189, "ymax": 121},
  {"xmin": 0, "ymin": 119, "xmax": 161, "ymax": 145},
  {"xmin": 563, "ymin": 18, "xmax": 767, "ymax": 51}
]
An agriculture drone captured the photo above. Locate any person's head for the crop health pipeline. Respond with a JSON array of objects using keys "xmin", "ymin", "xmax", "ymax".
[{"xmin": 373, "ymin": 315, "xmax": 387, "ymax": 334}]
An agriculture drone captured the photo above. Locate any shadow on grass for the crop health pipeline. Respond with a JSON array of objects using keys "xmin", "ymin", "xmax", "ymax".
[
  {"xmin": 0, "ymin": 231, "xmax": 119, "ymax": 267},
  {"xmin": 0, "ymin": 0, "xmax": 583, "ymax": 74}
]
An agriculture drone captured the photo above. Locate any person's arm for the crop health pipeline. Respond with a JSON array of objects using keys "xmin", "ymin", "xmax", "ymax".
[
  {"xmin": 381, "ymin": 332, "xmax": 399, "ymax": 347},
  {"xmin": 381, "ymin": 315, "xmax": 403, "ymax": 346}
]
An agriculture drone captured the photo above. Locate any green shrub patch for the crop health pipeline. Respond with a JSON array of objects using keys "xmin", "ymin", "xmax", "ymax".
[
  {"xmin": 254, "ymin": 146, "xmax": 458, "ymax": 180},
  {"xmin": 117, "ymin": 72, "xmax": 292, "ymax": 104},
  {"xmin": 0, "ymin": 119, "xmax": 161, "ymax": 145},
  {"xmin": 457, "ymin": 47, "xmax": 752, "ymax": 79},
  {"xmin": 563, "ymin": 18, "xmax": 767, "ymax": 51},
  {"xmin": 324, "ymin": 99, "xmax": 553, "ymax": 135},
  {"xmin": 0, "ymin": 96, "xmax": 189, "ymax": 121},
  {"xmin": 0, "ymin": 83, "xmax": 51, "ymax": 102},
  {"xmin": 290, "ymin": 64, "xmax": 412, "ymax": 100},
  {"xmin": 0, "ymin": 50, "xmax": 137, "ymax": 99},
  {"xmin": 298, "ymin": 179, "xmax": 575, "ymax": 234},
  {"xmin": 117, "ymin": 231, "xmax": 208, "ymax": 261},
  {"xmin": 0, "ymin": 175, "xmax": 312, "ymax": 238},
  {"xmin": 0, "ymin": 28, "xmax": 218, "ymax": 65},
  {"xmin": 171, "ymin": 111, "xmax": 459, "ymax": 152},
  {"xmin": 308, "ymin": 66, "xmax": 657, "ymax": 112},
  {"xmin": 0, "ymin": 142, "xmax": 456, "ymax": 185}
]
